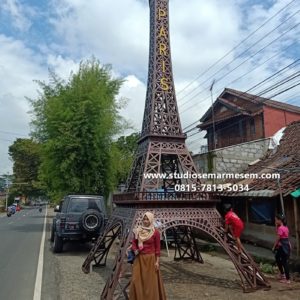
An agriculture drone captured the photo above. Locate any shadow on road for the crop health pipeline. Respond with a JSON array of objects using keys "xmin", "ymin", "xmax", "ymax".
[{"xmin": 48, "ymin": 240, "xmax": 94, "ymax": 256}]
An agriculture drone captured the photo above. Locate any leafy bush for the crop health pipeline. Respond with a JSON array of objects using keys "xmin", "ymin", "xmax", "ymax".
[{"xmin": 260, "ymin": 262, "xmax": 275, "ymax": 274}]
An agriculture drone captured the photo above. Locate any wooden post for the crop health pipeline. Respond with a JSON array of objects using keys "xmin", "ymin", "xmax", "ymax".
[
  {"xmin": 245, "ymin": 198, "xmax": 249, "ymax": 224},
  {"xmin": 277, "ymin": 178, "xmax": 285, "ymax": 215},
  {"xmin": 293, "ymin": 197, "xmax": 299, "ymax": 257}
]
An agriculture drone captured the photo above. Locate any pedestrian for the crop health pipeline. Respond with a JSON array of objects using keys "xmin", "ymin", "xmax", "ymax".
[
  {"xmin": 272, "ymin": 213, "xmax": 291, "ymax": 284},
  {"xmin": 223, "ymin": 204, "xmax": 244, "ymax": 254},
  {"xmin": 129, "ymin": 211, "xmax": 166, "ymax": 300}
]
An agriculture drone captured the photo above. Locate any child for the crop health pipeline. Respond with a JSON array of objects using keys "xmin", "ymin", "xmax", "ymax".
[
  {"xmin": 272, "ymin": 214, "xmax": 291, "ymax": 284},
  {"xmin": 223, "ymin": 204, "xmax": 244, "ymax": 254}
]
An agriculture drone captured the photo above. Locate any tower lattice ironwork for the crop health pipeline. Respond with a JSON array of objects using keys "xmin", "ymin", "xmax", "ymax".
[{"xmin": 82, "ymin": 1, "xmax": 270, "ymax": 299}]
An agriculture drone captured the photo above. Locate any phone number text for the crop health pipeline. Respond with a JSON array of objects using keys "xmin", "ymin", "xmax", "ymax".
[{"xmin": 174, "ymin": 184, "xmax": 249, "ymax": 192}]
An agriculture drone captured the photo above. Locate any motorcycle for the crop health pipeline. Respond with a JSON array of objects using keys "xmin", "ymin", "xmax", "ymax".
[{"xmin": 7, "ymin": 206, "xmax": 15, "ymax": 217}]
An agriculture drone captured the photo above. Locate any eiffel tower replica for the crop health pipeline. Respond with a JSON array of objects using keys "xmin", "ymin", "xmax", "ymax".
[{"xmin": 82, "ymin": 1, "xmax": 270, "ymax": 298}]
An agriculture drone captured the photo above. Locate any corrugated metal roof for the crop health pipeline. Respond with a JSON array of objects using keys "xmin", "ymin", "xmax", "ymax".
[{"xmin": 228, "ymin": 190, "xmax": 276, "ymax": 197}]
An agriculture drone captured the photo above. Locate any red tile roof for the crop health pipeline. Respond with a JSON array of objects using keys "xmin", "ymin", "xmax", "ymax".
[{"xmin": 230, "ymin": 121, "xmax": 300, "ymax": 197}]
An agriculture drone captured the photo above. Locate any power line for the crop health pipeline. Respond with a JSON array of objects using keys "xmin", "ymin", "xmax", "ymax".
[
  {"xmin": 185, "ymin": 126, "xmax": 199, "ymax": 135},
  {"xmin": 183, "ymin": 120, "xmax": 200, "ymax": 131},
  {"xmin": 180, "ymin": 20, "xmax": 300, "ymax": 113},
  {"xmin": 244, "ymin": 59, "xmax": 300, "ymax": 94},
  {"xmin": 176, "ymin": 0, "xmax": 298, "ymax": 97},
  {"xmin": 182, "ymin": 41, "xmax": 297, "ymax": 114},
  {"xmin": 183, "ymin": 74, "xmax": 300, "ymax": 149},
  {"xmin": 181, "ymin": 56, "xmax": 300, "ymax": 132},
  {"xmin": 211, "ymin": 41, "xmax": 298, "ymax": 96},
  {"xmin": 180, "ymin": 41, "xmax": 300, "ymax": 117},
  {"xmin": 178, "ymin": 9, "xmax": 300, "ymax": 106},
  {"xmin": 180, "ymin": 18, "xmax": 300, "ymax": 111},
  {"xmin": 268, "ymin": 81, "xmax": 300, "ymax": 98}
]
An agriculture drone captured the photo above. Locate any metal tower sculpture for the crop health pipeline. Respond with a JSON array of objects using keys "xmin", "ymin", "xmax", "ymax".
[
  {"xmin": 82, "ymin": 1, "xmax": 270, "ymax": 299},
  {"xmin": 126, "ymin": 0, "xmax": 199, "ymax": 193}
]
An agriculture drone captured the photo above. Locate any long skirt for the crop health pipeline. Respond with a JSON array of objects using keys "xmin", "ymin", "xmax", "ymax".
[{"xmin": 129, "ymin": 253, "xmax": 166, "ymax": 300}]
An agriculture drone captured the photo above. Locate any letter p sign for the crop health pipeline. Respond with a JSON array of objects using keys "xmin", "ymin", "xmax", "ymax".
[{"xmin": 159, "ymin": 9, "xmax": 166, "ymax": 20}]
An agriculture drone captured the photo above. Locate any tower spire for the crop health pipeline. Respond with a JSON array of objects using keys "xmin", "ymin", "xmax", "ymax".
[{"xmin": 141, "ymin": 0, "xmax": 184, "ymax": 139}]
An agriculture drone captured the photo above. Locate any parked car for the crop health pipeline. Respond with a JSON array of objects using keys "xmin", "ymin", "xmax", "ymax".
[{"xmin": 50, "ymin": 195, "xmax": 107, "ymax": 253}]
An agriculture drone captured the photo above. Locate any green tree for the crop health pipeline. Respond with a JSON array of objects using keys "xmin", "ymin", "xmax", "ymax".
[
  {"xmin": 8, "ymin": 138, "xmax": 43, "ymax": 198},
  {"xmin": 111, "ymin": 132, "xmax": 139, "ymax": 186},
  {"xmin": 29, "ymin": 58, "xmax": 125, "ymax": 200}
]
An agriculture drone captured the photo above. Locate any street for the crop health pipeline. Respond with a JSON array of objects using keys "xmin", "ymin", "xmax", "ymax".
[{"xmin": 0, "ymin": 207, "xmax": 46, "ymax": 300}]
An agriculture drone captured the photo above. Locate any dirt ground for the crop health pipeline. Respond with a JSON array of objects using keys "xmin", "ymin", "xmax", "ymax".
[
  {"xmin": 51, "ymin": 242, "xmax": 300, "ymax": 300},
  {"xmin": 44, "ymin": 209, "xmax": 299, "ymax": 300},
  {"xmin": 160, "ymin": 250, "xmax": 300, "ymax": 300}
]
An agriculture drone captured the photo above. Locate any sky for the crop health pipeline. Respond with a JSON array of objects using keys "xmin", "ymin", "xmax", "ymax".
[{"xmin": 0, "ymin": 0, "xmax": 299, "ymax": 174}]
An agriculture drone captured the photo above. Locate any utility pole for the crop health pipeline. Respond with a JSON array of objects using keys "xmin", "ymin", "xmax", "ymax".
[
  {"xmin": 277, "ymin": 176, "xmax": 285, "ymax": 215},
  {"xmin": 209, "ymin": 80, "xmax": 216, "ymax": 183},
  {"xmin": 263, "ymin": 167, "xmax": 285, "ymax": 215},
  {"xmin": 210, "ymin": 79, "xmax": 217, "ymax": 151},
  {"xmin": 5, "ymin": 175, "xmax": 9, "ymax": 211}
]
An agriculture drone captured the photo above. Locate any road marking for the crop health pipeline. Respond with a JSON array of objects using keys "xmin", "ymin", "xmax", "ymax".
[{"xmin": 33, "ymin": 206, "xmax": 47, "ymax": 300}]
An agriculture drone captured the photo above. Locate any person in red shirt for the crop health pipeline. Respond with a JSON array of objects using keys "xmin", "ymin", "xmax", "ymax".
[
  {"xmin": 129, "ymin": 212, "xmax": 166, "ymax": 300},
  {"xmin": 223, "ymin": 204, "xmax": 244, "ymax": 254}
]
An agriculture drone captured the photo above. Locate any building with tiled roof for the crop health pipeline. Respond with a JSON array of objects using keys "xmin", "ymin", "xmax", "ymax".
[
  {"xmin": 198, "ymin": 88, "xmax": 300, "ymax": 151},
  {"xmin": 221, "ymin": 121, "xmax": 300, "ymax": 256},
  {"xmin": 235, "ymin": 121, "xmax": 300, "ymax": 196}
]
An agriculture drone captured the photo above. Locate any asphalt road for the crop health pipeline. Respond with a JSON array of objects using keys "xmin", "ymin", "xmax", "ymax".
[{"xmin": 0, "ymin": 207, "xmax": 46, "ymax": 300}]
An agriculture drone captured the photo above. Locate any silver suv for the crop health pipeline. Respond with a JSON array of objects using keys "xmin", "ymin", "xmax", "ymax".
[{"xmin": 50, "ymin": 195, "xmax": 107, "ymax": 253}]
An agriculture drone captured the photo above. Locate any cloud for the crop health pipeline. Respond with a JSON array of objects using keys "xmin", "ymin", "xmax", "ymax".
[
  {"xmin": 0, "ymin": 35, "xmax": 42, "ymax": 173},
  {"xmin": 0, "ymin": 0, "xmax": 299, "ymax": 172},
  {"xmin": 50, "ymin": 0, "xmax": 240, "ymax": 80},
  {"xmin": 0, "ymin": 0, "xmax": 35, "ymax": 32},
  {"xmin": 119, "ymin": 75, "xmax": 147, "ymax": 132},
  {"xmin": 47, "ymin": 54, "xmax": 79, "ymax": 80},
  {"xmin": 0, "ymin": 34, "xmax": 81, "ymax": 174},
  {"xmin": 48, "ymin": 0, "xmax": 242, "ymax": 138},
  {"xmin": 50, "ymin": 0, "xmax": 149, "ymax": 77}
]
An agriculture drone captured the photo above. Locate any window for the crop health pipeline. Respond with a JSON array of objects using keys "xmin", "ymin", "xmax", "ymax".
[
  {"xmin": 68, "ymin": 197, "xmax": 102, "ymax": 213},
  {"xmin": 68, "ymin": 198, "xmax": 89, "ymax": 212},
  {"xmin": 249, "ymin": 200, "xmax": 275, "ymax": 225},
  {"xmin": 250, "ymin": 118, "xmax": 256, "ymax": 135}
]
